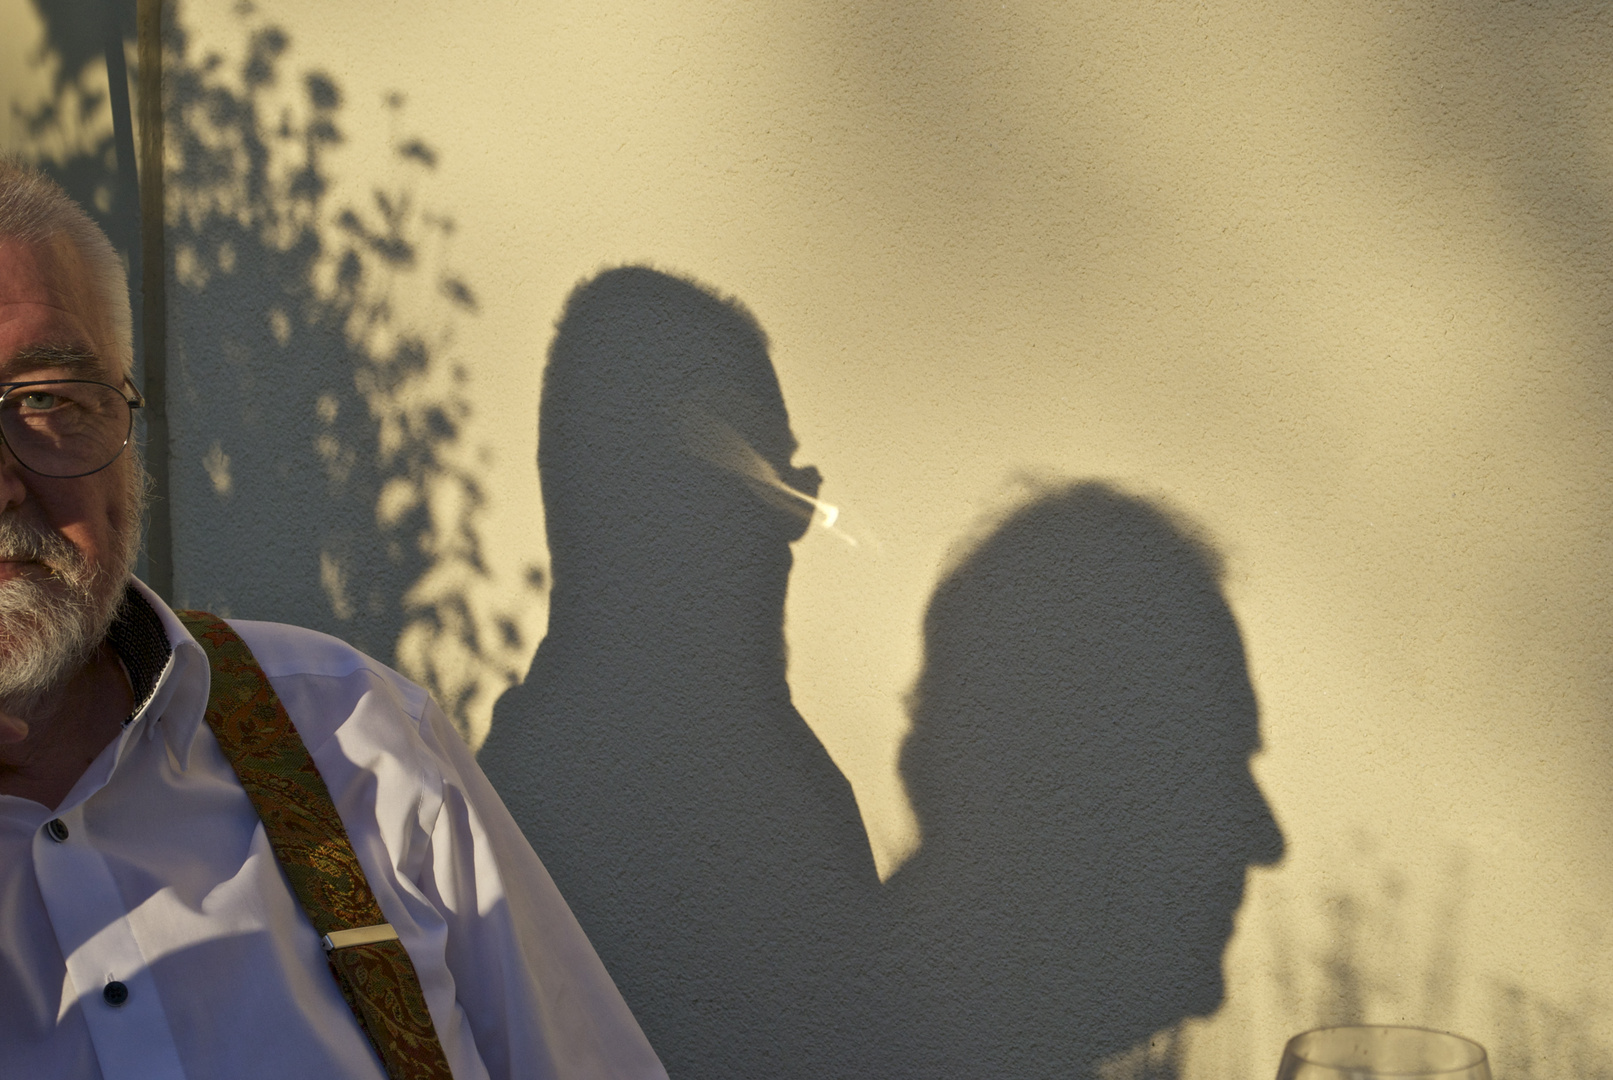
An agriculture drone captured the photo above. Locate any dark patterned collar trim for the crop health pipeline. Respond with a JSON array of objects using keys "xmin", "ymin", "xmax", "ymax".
[{"xmin": 105, "ymin": 585, "xmax": 173, "ymax": 724}]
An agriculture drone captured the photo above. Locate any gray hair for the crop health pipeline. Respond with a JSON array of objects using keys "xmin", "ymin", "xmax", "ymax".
[{"xmin": 0, "ymin": 156, "xmax": 134, "ymax": 377}]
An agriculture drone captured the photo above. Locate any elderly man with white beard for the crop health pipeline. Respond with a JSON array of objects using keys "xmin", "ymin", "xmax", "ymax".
[{"xmin": 0, "ymin": 160, "xmax": 665, "ymax": 1080}]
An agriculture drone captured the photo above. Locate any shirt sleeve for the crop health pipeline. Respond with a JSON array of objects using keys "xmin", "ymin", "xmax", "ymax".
[{"xmin": 412, "ymin": 695, "xmax": 668, "ymax": 1080}]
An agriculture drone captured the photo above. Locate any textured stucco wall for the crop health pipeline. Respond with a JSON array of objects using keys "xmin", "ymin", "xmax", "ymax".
[{"xmin": 7, "ymin": 0, "xmax": 1611, "ymax": 1076}]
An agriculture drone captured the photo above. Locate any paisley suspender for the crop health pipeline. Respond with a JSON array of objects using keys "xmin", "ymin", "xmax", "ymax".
[{"xmin": 176, "ymin": 611, "xmax": 454, "ymax": 1080}]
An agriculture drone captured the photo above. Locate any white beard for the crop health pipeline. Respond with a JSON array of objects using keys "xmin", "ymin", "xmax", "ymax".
[{"xmin": 0, "ymin": 469, "xmax": 141, "ymax": 715}]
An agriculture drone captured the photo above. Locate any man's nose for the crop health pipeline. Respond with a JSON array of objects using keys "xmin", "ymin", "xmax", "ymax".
[
  {"xmin": 0, "ymin": 441, "xmax": 30, "ymax": 512},
  {"xmin": 1243, "ymin": 767, "xmax": 1286, "ymax": 867},
  {"xmin": 788, "ymin": 463, "xmax": 823, "ymax": 502}
]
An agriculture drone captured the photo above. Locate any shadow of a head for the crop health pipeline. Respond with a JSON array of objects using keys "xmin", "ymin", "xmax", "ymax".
[
  {"xmin": 484, "ymin": 266, "xmax": 885, "ymax": 1080},
  {"xmin": 891, "ymin": 481, "xmax": 1284, "ymax": 1076},
  {"xmin": 539, "ymin": 267, "xmax": 820, "ymax": 591}
]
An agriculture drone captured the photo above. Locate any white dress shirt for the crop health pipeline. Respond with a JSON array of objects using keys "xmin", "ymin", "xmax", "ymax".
[{"xmin": 0, "ymin": 579, "xmax": 667, "ymax": 1080}]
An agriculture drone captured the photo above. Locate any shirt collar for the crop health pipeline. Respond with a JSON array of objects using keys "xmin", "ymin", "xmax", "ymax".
[
  {"xmin": 105, "ymin": 586, "xmax": 172, "ymax": 723},
  {"xmin": 0, "ymin": 580, "xmax": 213, "ymax": 819},
  {"xmin": 113, "ymin": 579, "xmax": 212, "ymax": 758}
]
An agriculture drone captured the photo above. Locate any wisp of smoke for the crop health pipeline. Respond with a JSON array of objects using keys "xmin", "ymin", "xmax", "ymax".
[{"xmin": 677, "ymin": 407, "xmax": 858, "ymax": 547}]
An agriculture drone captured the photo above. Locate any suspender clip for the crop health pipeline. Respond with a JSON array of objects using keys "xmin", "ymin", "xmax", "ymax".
[{"xmin": 322, "ymin": 923, "xmax": 400, "ymax": 952}]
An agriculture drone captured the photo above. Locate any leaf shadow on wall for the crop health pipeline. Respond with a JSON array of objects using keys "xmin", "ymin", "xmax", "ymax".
[
  {"xmin": 11, "ymin": 0, "xmax": 139, "ymax": 371},
  {"xmin": 152, "ymin": 7, "xmax": 533, "ymax": 725},
  {"xmin": 480, "ymin": 266, "xmax": 895, "ymax": 1080},
  {"xmin": 883, "ymin": 481, "xmax": 1285, "ymax": 1080},
  {"xmin": 1258, "ymin": 840, "xmax": 1613, "ymax": 1080}
]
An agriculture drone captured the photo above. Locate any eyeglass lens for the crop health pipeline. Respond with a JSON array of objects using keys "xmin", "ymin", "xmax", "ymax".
[{"xmin": 0, "ymin": 382, "xmax": 135, "ymax": 478}]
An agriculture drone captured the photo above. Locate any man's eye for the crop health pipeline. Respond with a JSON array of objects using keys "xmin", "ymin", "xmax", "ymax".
[{"xmin": 18, "ymin": 392, "xmax": 60, "ymax": 409}]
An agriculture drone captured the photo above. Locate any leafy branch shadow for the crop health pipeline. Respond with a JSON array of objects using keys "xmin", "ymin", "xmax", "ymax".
[
  {"xmin": 150, "ymin": 4, "xmax": 539, "ymax": 734},
  {"xmin": 1246, "ymin": 839, "xmax": 1612, "ymax": 1080}
]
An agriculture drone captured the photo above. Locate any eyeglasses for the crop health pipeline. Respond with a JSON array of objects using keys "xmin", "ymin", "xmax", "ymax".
[{"xmin": 0, "ymin": 379, "xmax": 145, "ymax": 478}]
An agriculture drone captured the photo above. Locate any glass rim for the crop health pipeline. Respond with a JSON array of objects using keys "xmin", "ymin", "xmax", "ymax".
[{"xmin": 1283, "ymin": 1025, "xmax": 1489, "ymax": 1075}]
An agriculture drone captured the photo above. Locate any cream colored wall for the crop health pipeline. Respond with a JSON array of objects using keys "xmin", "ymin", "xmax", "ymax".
[
  {"xmin": 7, "ymin": 0, "xmax": 1610, "ymax": 1074},
  {"xmin": 1, "ymin": 1, "xmax": 115, "ymax": 166},
  {"xmin": 0, "ymin": 3, "xmax": 52, "ymax": 147},
  {"xmin": 159, "ymin": 0, "xmax": 1613, "ymax": 1072}
]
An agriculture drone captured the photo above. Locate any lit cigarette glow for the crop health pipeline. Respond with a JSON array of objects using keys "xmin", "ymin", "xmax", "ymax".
[
  {"xmin": 754, "ymin": 466, "xmax": 850, "ymax": 540},
  {"xmin": 678, "ymin": 409, "xmax": 857, "ymax": 546}
]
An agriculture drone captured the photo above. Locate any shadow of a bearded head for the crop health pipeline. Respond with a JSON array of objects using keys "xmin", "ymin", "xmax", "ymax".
[{"xmin": 887, "ymin": 481, "xmax": 1284, "ymax": 1078}]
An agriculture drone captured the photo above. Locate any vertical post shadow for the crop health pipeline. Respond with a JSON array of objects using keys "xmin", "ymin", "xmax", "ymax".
[
  {"xmin": 481, "ymin": 266, "xmax": 890, "ymax": 1079},
  {"xmin": 884, "ymin": 481, "xmax": 1284, "ymax": 1080}
]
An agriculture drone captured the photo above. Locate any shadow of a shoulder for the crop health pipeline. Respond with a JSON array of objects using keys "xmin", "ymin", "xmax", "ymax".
[
  {"xmin": 477, "ymin": 266, "xmax": 1280, "ymax": 1080},
  {"xmin": 481, "ymin": 266, "xmax": 889, "ymax": 1080}
]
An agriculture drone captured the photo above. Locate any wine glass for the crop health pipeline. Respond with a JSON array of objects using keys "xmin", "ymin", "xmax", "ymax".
[{"xmin": 1276, "ymin": 1025, "xmax": 1492, "ymax": 1080}]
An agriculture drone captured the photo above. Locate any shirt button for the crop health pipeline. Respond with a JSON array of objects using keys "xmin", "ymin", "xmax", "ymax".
[
  {"xmin": 45, "ymin": 819, "xmax": 69, "ymax": 843},
  {"xmin": 103, "ymin": 981, "xmax": 129, "ymax": 1007}
]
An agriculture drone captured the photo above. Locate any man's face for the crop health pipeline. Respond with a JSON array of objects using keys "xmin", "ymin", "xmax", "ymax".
[{"xmin": 0, "ymin": 235, "xmax": 139, "ymax": 705}]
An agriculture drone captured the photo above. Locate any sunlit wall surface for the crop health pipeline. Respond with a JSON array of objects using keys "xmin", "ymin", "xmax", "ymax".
[{"xmin": 5, "ymin": 0, "xmax": 1610, "ymax": 1075}]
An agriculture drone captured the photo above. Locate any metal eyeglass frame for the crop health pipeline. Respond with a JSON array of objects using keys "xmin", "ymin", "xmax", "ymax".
[{"xmin": 0, "ymin": 378, "xmax": 146, "ymax": 479}]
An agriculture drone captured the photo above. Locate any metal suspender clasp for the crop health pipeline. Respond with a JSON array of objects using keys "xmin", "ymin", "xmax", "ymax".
[{"xmin": 321, "ymin": 923, "xmax": 400, "ymax": 952}]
